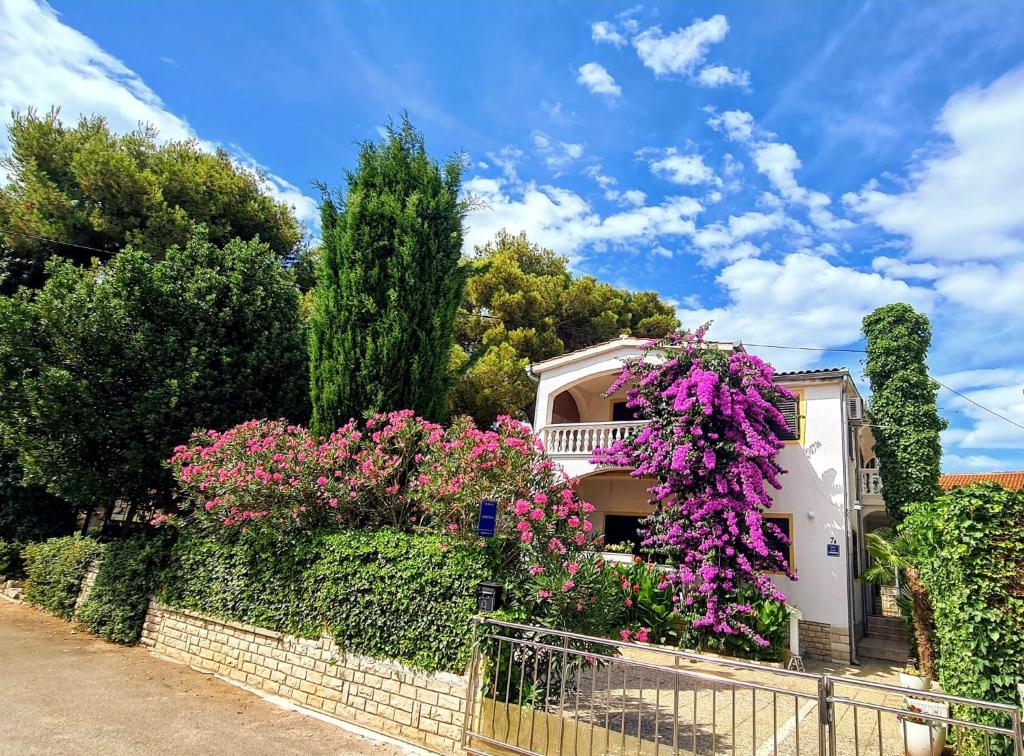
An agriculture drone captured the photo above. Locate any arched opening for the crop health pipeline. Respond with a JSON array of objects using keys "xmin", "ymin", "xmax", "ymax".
[{"xmin": 550, "ymin": 390, "xmax": 580, "ymax": 424}]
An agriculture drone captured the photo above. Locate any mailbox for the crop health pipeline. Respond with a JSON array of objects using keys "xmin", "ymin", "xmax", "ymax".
[{"xmin": 476, "ymin": 581, "xmax": 503, "ymax": 613}]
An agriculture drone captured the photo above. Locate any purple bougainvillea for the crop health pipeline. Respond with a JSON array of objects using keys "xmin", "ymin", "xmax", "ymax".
[{"xmin": 592, "ymin": 325, "xmax": 797, "ymax": 647}]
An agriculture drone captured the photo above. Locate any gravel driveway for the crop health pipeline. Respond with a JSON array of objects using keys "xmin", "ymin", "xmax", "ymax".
[{"xmin": 0, "ymin": 600, "xmax": 410, "ymax": 756}]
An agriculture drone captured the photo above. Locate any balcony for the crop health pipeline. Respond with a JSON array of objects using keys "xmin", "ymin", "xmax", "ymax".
[{"xmin": 541, "ymin": 421, "xmax": 648, "ymax": 456}]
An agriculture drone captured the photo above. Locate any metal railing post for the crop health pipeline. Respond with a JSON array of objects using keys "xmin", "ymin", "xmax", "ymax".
[
  {"xmin": 462, "ymin": 617, "xmax": 482, "ymax": 750},
  {"xmin": 818, "ymin": 674, "xmax": 832, "ymax": 756}
]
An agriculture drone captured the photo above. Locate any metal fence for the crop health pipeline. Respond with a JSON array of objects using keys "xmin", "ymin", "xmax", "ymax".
[{"xmin": 462, "ymin": 618, "xmax": 1023, "ymax": 756}]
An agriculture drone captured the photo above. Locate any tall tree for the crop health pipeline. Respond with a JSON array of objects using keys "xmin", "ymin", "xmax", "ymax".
[
  {"xmin": 862, "ymin": 303, "xmax": 946, "ymax": 524},
  {"xmin": 309, "ymin": 117, "xmax": 466, "ymax": 434},
  {"xmin": 452, "ymin": 231, "xmax": 678, "ymax": 426},
  {"xmin": 0, "ymin": 230, "xmax": 308, "ymax": 525},
  {"xmin": 0, "ymin": 110, "xmax": 302, "ymax": 293}
]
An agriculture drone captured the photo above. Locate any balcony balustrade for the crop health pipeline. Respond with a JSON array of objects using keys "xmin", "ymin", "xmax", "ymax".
[{"xmin": 541, "ymin": 421, "xmax": 648, "ymax": 456}]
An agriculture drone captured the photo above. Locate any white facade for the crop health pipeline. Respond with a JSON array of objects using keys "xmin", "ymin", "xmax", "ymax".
[{"xmin": 529, "ymin": 335, "xmax": 888, "ymax": 664}]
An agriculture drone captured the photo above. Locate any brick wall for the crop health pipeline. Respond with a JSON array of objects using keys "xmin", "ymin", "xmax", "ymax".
[
  {"xmin": 73, "ymin": 561, "xmax": 101, "ymax": 614},
  {"xmin": 140, "ymin": 602, "xmax": 468, "ymax": 753},
  {"xmin": 799, "ymin": 620, "xmax": 851, "ymax": 663}
]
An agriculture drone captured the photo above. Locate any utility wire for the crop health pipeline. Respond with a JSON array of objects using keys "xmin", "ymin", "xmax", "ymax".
[{"xmin": 6, "ymin": 226, "xmax": 1022, "ymax": 433}]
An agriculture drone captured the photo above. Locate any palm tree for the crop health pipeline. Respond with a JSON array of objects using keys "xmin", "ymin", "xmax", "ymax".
[{"xmin": 862, "ymin": 528, "xmax": 936, "ymax": 677}]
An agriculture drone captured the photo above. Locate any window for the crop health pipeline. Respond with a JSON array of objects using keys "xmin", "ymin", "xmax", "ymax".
[
  {"xmin": 763, "ymin": 513, "xmax": 795, "ymax": 572},
  {"xmin": 773, "ymin": 395, "xmax": 801, "ymax": 443},
  {"xmin": 603, "ymin": 514, "xmax": 645, "ymax": 552},
  {"xmin": 612, "ymin": 401, "xmax": 640, "ymax": 421}
]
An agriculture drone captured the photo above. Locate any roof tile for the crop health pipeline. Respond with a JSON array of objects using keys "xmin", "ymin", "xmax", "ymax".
[{"xmin": 939, "ymin": 471, "xmax": 1024, "ymax": 491}]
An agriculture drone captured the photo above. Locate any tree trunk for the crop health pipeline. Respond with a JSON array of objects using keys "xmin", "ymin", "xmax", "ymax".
[{"xmin": 904, "ymin": 565, "xmax": 936, "ymax": 678}]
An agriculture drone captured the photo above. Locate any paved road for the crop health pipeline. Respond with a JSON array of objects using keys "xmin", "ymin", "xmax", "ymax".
[{"xmin": 0, "ymin": 600, "xmax": 407, "ymax": 756}]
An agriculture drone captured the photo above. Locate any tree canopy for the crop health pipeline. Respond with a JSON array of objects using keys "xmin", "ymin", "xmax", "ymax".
[
  {"xmin": 451, "ymin": 231, "xmax": 678, "ymax": 425},
  {"xmin": 862, "ymin": 303, "xmax": 946, "ymax": 523},
  {"xmin": 0, "ymin": 230, "xmax": 309, "ymax": 520},
  {"xmin": 0, "ymin": 110, "xmax": 302, "ymax": 293},
  {"xmin": 308, "ymin": 116, "xmax": 466, "ymax": 434}
]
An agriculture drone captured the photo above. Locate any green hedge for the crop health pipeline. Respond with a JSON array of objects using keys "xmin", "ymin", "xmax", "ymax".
[
  {"xmin": 908, "ymin": 483, "xmax": 1024, "ymax": 753},
  {"xmin": 22, "ymin": 535, "xmax": 103, "ymax": 619},
  {"xmin": 76, "ymin": 536, "xmax": 165, "ymax": 644},
  {"xmin": 160, "ymin": 529, "xmax": 501, "ymax": 673}
]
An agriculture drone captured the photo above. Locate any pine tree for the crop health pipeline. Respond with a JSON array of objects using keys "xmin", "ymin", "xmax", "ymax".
[{"xmin": 309, "ymin": 117, "xmax": 466, "ymax": 435}]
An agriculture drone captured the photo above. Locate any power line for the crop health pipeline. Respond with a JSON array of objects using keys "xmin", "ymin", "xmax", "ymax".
[
  {"xmin": 742, "ymin": 341, "xmax": 867, "ymax": 354},
  {"xmin": 932, "ymin": 377, "xmax": 1024, "ymax": 432},
  {"xmin": 2, "ymin": 228, "xmax": 116, "ymax": 256}
]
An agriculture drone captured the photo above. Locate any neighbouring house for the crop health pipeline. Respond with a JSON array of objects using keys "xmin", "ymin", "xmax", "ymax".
[
  {"xmin": 529, "ymin": 335, "xmax": 897, "ymax": 665},
  {"xmin": 939, "ymin": 471, "xmax": 1024, "ymax": 490}
]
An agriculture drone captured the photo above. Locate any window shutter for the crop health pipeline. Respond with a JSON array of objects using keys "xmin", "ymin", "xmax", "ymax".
[{"xmin": 775, "ymin": 397, "xmax": 800, "ymax": 441}]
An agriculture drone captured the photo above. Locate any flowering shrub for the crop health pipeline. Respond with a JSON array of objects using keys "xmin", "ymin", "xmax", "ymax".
[
  {"xmin": 592, "ymin": 326, "xmax": 796, "ymax": 647},
  {"xmin": 611, "ymin": 556, "xmax": 681, "ymax": 646},
  {"xmin": 169, "ymin": 411, "xmax": 617, "ymax": 637}
]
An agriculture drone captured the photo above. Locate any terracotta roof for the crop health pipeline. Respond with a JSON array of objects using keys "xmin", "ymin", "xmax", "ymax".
[{"xmin": 939, "ymin": 471, "xmax": 1024, "ymax": 491}]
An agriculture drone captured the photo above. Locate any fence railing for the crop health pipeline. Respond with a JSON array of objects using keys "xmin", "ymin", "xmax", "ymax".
[
  {"xmin": 860, "ymin": 468, "xmax": 884, "ymax": 496},
  {"xmin": 541, "ymin": 421, "xmax": 648, "ymax": 456},
  {"xmin": 463, "ymin": 618, "xmax": 1023, "ymax": 756}
]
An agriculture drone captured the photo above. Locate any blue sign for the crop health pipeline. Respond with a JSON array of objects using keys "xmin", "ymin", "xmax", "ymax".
[
  {"xmin": 478, "ymin": 499, "xmax": 498, "ymax": 537},
  {"xmin": 826, "ymin": 543, "xmax": 841, "ymax": 558}
]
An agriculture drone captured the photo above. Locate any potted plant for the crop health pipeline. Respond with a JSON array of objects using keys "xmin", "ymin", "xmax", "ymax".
[
  {"xmin": 897, "ymin": 699, "xmax": 947, "ymax": 756},
  {"xmin": 898, "ymin": 665, "xmax": 931, "ymax": 691}
]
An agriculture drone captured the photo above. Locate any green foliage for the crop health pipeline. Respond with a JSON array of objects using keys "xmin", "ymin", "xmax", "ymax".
[
  {"xmin": 0, "ymin": 110, "xmax": 301, "ymax": 293},
  {"xmin": 906, "ymin": 483, "xmax": 1024, "ymax": 750},
  {"xmin": 21, "ymin": 535, "xmax": 103, "ymax": 619},
  {"xmin": 453, "ymin": 231, "xmax": 678, "ymax": 425},
  {"xmin": 862, "ymin": 304, "xmax": 946, "ymax": 523},
  {"xmin": 309, "ymin": 117, "xmax": 466, "ymax": 433},
  {"xmin": 0, "ymin": 230, "xmax": 308, "ymax": 513},
  {"xmin": 610, "ymin": 558, "xmax": 683, "ymax": 646},
  {"xmin": 0, "ymin": 450, "xmax": 77, "ymax": 575},
  {"xmin": 160, "ymin": 529, "xmax": 500, "ymax": 673},
  {"xmin": 0, "ymin": 538, "xmax": 22, "ymax": 575},
  {"xmin": 76, "ymin": 535, "xmax": 167, "ymax": 644}
]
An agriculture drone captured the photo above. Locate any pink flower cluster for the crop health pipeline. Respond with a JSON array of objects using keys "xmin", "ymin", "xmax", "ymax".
[{"xmin": 592, "ymin": 325, "xmax": 796, "ymax": 646}]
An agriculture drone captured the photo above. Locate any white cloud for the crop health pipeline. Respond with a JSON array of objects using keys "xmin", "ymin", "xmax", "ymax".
[
  {"xmin": 706, "ymin": 109, "xmax": 757, "ymax": 143},
  {"xmin": 633, "ymin": 15, "xmax": 730, "ymax": 77},
  {"xmin": 0, "ymin": 0, "xmax": 319, "ymax": 232},
  {"xmin": 577, "ymin": 62, "xmax": 622, "ymax": 98},
  {"xmin": 647, "ymin": 149, "xmax": 719, "ymax": 186},
  {"xmin": 677, "ymin": 253, "xmax": 934, "ymax": 368},
  {"xmin": 871, "ymin": 256, "xmax": 944, "ymax": 280},
  {"xmin": 935, "ymin": 368, "xmax": 1024, "ymax": 450},
  {"xmin": 844, "ymin": 66, "xmax": 1024, "ymax": 263},
  {"xmin": 532, "ymin": 130, "xmax": 584, "ymax": 171},
  {"xmin": 696, "ymin": 65, "xmax": 750, "ymax": 89},
  {"xmin": 941, "ymin": 453, "xmax": 1006, "ymax": 472},
  {"xmin": 463, "ymin": 174, "xmax": 702, "ymax": 261},
  {"xmin": 619, "ymin": 189, "xmax": 647, "ymax": 207},
  {"xmin": 591, "ymin": 20, "xmax": 627, "ymax": 47},
  {"xmin": 933, "ymin": 261, "xmax": 1024, "ymax": 316}
]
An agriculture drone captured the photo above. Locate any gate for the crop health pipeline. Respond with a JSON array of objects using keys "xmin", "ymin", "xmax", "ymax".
[{"xmin": 462, "ymin": 618, "xmax": 1023, "ymax": 756}]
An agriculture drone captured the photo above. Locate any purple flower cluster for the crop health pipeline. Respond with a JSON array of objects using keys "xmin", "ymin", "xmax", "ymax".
[{"xmin": 592, "ymin": 325, "xmax": 797, "ymax": 646}]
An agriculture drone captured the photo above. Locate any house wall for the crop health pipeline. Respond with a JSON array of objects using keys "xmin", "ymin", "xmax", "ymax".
[{"xmin": 576, "ymin": 473, "xmax": 653, "ymax": 534}]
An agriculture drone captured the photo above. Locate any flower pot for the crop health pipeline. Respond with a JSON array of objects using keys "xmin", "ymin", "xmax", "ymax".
[
  {"xmin": 898, "ymin": 719, "xmax": 946, "ymax": 756},
  {"xmin": 898, "ymin": 671, "xmax": 931, "ymax": 690}
]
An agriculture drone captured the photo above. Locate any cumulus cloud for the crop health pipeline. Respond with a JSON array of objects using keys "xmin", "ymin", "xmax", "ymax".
[
  {"xmin": 0, "ymin": 0, "xmax": 320, "ymax": 231},
  {"xmin": 577, "ymin": 62, "xmax": 622, "ymax": 98},
  {"xmin": 706, "ymin": 109, "xmax": 757, "ymax": 142},
  {"xmin": 634, "ymin": 15, "xmax": 729, "ymax": 77},
  {"xmin": 462, "ymin": 174, "xmax": 702, "ymax": 261},
  {"xmin": 696, "ymin": 65, "xmax": 750, "ymax": 89},
  {"xmin": 843, "ymin": 66, "xmax": 1024, "ymax": 263},
  {"xmin": 532, "ymin": 130, "xmax": 584, "ymax": 172},
  {"xmin": 646, "ymin": 149, "xmax": 719, "ymax": 186},
  {"xmin": 935, "ymin": 368, "xmax": 1024, "ymax": 450},
  {"xmin": 591, "ymin": 20, "xmax": 627, "ymax": 47},
  {"xmin": 677, "ymin": 253, "xmax": 934, "ymax": 368}
]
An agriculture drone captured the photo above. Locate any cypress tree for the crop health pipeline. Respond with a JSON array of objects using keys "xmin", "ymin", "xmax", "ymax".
[{"xmin": 309, "ymin": 117, "xmax": 467, "ymax": 435}]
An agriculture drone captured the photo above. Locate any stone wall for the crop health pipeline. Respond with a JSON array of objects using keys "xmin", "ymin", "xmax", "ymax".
[
  {"xmin": 140, "ymin": 602, "xmax": 468, "ymax": 754},
  {"xmin": 73, "ymin": 561, "xmax": 101, "ymax": 614},
  {"xmin": 799, "ymin": 619, "xmax": 851, "ymax": 663}
]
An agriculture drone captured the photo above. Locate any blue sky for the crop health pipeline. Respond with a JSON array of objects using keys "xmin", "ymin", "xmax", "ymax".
[{"xmin": 2, "ymin": 0, "xmax": 1024, "ymax": 470}]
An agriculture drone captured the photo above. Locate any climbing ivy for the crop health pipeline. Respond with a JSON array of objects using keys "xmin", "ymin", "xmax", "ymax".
[{"xmin": 861, "ymin": 304, "xmax": 946, "ymax": 524}]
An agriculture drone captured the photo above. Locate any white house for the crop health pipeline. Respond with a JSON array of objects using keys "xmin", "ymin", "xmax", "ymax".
[{"xmin": 529, "ymin": 335, "xmax": 896, "ymax": 665}]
